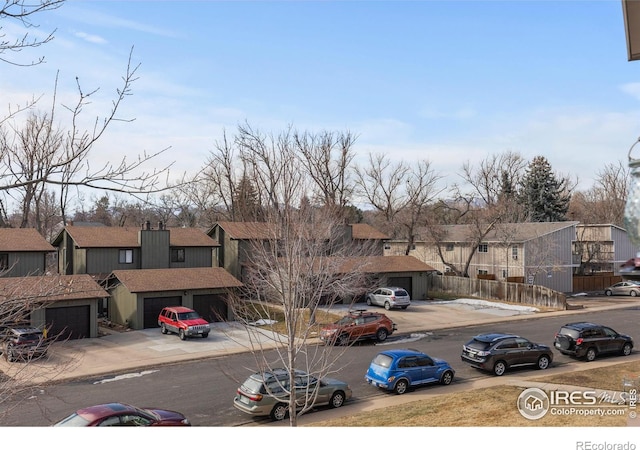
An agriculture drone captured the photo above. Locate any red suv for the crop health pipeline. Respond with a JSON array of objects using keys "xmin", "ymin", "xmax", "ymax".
[
  {"xmin": 320, "ymin": 309, "xmax": 397, "ymax": 346},
  {"xmin": 158, "ymin": 306, "xmax": 210, "ymax": 340}
]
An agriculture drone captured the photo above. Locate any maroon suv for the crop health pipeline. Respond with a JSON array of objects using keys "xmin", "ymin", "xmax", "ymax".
[{"xmin": 320, "ymin": 309, "xmax": 397, "ymax": 346}]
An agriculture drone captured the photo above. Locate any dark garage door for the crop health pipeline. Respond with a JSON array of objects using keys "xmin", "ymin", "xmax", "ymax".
[
  {"xmin": 143, "ymin": 296, "xmax": 182, "ymax": 328},
  {"xmin": 388, "ymin": 276, "xmax": 413, "ymax": 298},
  {"xmin": 46, "ymin": 305, "xmax": 90, "ymax": 340},
  {"xmin": 193, "ymin": 294, "xmax": 228, "ymax": 322}
]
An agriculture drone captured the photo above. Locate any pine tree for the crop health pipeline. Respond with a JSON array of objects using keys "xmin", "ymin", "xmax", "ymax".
[{"xmin": 521, "ymin": 156, "xmax": 571, "ymax": 222}]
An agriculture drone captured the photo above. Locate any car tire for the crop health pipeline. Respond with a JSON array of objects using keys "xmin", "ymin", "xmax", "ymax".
[
  {"xmin": 270, "ymin": 403, "xmax": 288, "ymax": 421},
  {"xmin": 337, "ymin": 334, "xmax": 350, "ymax": 346},
  {"xmin": 394, "ymin": 379, "xmax": 409, "ymax": 395},
  {"xmin": 493, "ymin": 361, "xmax": 507, "ymax": 376},
  {"xmin": 622, "ymin": 343, "xmax": 633, "ymax": 356},
  {"xmin": 329, "ymin": 391, "xmax": 346, "ymax": 408},
  {"xmin": 585, "ymin": 347, "xmax": 597, "ymax": 362},
  {"xmin": 202, "ymin": 333, "xmax": 209, "ymax": 339},
  {"xmin": 384, "ymin": 302, "xmax": 391, "ymax": 311},
  {"xmin": 179, "ymin": 329, "xmax": 186, "ymax": 341},
  {"xmin": 537, "ymin": 355, "xmax": 551, "ymax": 370},
  {"xmin": 6, "ymin": 345, "xmax": 15, "ymax": 363},
  {"xmin": 632, "ymin": 291, "xmax": 639, "ymax": 297},
  {"xmin": 161, "ymin": 323, "xmax": 168, "ymax": 334},
  {"xmin": 605, "ymin": 290, "xmax": 612, "ymax": 296},
  {"xmin": 440, "ymin": 370, "xmax": 454, "ymax": 385},
  {"xmin": 556, "ymin": 335, "xmax": 571, "ymax": 350},
  {"xmin": 366, "ymin": 297, "xmax": 372, "ymax": 306},
  {"xmin": 376, "ymin": 328, "xmax": 388, "ymax": 342}
]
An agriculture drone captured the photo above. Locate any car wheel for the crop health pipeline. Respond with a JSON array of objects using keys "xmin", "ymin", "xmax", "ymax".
[
  {"xmin": 384, "ymin": 302, "xmax": 391, "ymax": 311},
  {"xmin": 376, "ymin": 328, "xmax": 388, "ymax": 342},
  {"xmin": 202, "ymin": 333, "xmax": 209, "ymax": 339},
  {"xmin": 179, "ymin": 329, "xmax": 186, "ymax": 341},
  {"xmin": 270, "ymin": 403, "xmax": 288, "ymax": 421},
  {"xmin": 493, "ymin": 361, "xmax": 507, "ymax": 376},
  {"xmin": 394, "ymin": 379, "xmax": 409, "ymax": 395},
  {"xmin": 632, "ymin": 291, "xmax": 639, "ymax": 297},
  {"xmin": 329, "ymin": 391, "xmax": 346, "ymax": 408},
  {"xmin": 537, "ymin": 355, "xmax": 551, "ymax": 370},
  {"xmin": 622, "ymin": 343, "xmax": 632, "ymax": 356},
  {"xmin": 605, "ymin": 290, "xmax": 612, "ymax": 296},
  {"xmin": 6, "ymin": 345, "xmax": 15, "ymax": 363},
  {"xmin": 440, "ymin": 370, "xmax": 454, "ymax": 385},
  {"xmin": 337, "ymin": 334, "xmax": 350, "ymax": 346},
  {"xmin": 585, "ymin": 347, "xmax": 597, "ymax": 362},
  {"xmin": 366, "ymin": 297, "xmax": 372, "ymax": 306},
  {"xmin": 160, "ymin": 323, "xmax": 168, "ymax": 334}
]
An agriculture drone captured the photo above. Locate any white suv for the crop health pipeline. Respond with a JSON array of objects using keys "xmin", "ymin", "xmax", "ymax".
[{"xmin": 365, "ymin": 287, "xmax": 411, "ymax": 310}]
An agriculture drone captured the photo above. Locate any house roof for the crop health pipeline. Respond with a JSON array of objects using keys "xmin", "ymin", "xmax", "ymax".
[
  {"xmin": 418, "ymin": 222, "xmax": 579, "ymax": 243},
  {"xmin": 212, "ymin": 221, "xmax": 278, "ymax": 240},
  {"xmin": 0, "ymin": 274, "xmax": 108, "ymax": 302},
  {"xmin": 55, "ymin": 226, "xmax": 219, "ymax": 248},
  {"xmin": 298, "ymin": 255, "xmax": 435, "ymax": 274},
  {"xmin": 110, "ymin": 267, "xmax": 243, "ymax": 293},
  {"xmin": 350, "ymin": 223, "xmax": 389, "ymax": 240},
  {"xmin": 0, "ymin": 228, "xmax": 55, "ymax": 252}
]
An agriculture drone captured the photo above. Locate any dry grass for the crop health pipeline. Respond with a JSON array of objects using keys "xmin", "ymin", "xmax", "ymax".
[
  {"xmin": 307, "ymin": 360, "xmax": 640, "ymax": 427},
  {"xmin": 237, "ymin": 303, "xmax": 344, "ymax": 336}
]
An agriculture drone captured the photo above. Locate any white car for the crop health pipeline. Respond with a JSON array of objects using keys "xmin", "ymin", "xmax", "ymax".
[{"xmin": 366, "ymin": 287, "xmax": 411, "ymax": 310}]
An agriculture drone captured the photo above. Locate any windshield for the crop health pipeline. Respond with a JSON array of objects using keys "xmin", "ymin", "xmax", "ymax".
[
  {"xmin": 53, "ymin": 413, "xmax": 91, "ymax": 427},
  {"xmin": 178, "ymin": 312, "xmax": 201, "ymax": 320},
  {"xmin": 335, "ymin": 317, "xmax": 355, "ymax": 326}
]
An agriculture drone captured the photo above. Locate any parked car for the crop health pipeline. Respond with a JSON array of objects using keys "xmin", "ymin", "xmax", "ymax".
[
  {"xmin": 158, "ymin": 306, "xmax": 210, "ymax": 340},
  {"xmin": 460, "ymin": 332, "xmax": 553, "ymax": 376},
  {"xmin": 53, "ymin": 402, "xmax": 191, "ymax": 426},
  {"xmin": 1, "ymin": 325, "xmax": 48, "ymax": 362},
  {"xmin": 319, "ymin": 309, "xmax": 397, "ymax": 346},
  {"xmin": 366, "ymin": 287, "xmax": 411, "ymax": 310},
  {"xmin": 233, "ymin": 368, "xmax": 352, "ymax": 421},
  {"xmin": 604, "ymin": 281, "xmax": 640, "ymax": 297},
  {"xmin": 554, "ymin": 322, "xmax": 634, "ymax": 361},
  {"xmin": 365, "ymin": 348, "xmax": 455, "ymax": 395}
]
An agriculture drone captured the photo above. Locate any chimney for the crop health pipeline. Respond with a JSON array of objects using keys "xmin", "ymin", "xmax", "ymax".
[{"xmin": 158, "ymin": 221, "xmax": 164, "ymax": 230}]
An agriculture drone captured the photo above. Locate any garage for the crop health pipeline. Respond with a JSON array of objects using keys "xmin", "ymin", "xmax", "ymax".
[
  {"xmin": 45, "ymin": 305, "xmax": 91, "ymax": 340},
  {"xmin": 193, "ymin": 294, "xmax": 228, "ymax": 322},
  {"xmin": 143, "ymin": 296, "xmax": 182, "ymax": 328},
  {"xmin": 387, "ymin": 276, "xmax": 413, "ymax": 298}
]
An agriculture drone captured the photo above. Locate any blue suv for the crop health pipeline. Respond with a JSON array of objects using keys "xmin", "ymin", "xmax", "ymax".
[{"xmin": 365, "ymin": 348, "xmax": 455, "ymax": 395}]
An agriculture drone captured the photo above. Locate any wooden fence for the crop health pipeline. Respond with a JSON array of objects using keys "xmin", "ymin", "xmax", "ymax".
[{"xmin": 429, "ymin": 275, "xmax": 567, "ymax": 310}]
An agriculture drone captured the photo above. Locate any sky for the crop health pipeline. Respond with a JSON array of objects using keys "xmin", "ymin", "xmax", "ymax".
[{"xmin": 3, "ymin": 0, "xmax": 640, "ymax": 202}]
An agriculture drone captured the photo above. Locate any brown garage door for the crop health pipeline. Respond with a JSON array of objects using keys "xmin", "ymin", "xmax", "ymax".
[
  {"xmin": 143, "ymin": 296, "xmax": 182, "ymax": 328},
  {"xmin": 45, "ymin": 305, "xmax": 90, "ymax": 340},
  {"xmin": 193, "ymin": 294, "xmax": 228, "ymax": 322},
  {"xmin": 388, "ymin": 277, "xmax": 413, "ymax": 298}
]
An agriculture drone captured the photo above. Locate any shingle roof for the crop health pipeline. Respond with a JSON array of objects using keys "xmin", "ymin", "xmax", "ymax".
[
  {"xmin": 417, "ymin": 222, "xmax": 578, "ymax": 243},
  {"xmin": 350, "ymin": 223, "xmax": 389, "ymax": 240},
  {"xmin": 213, "ymin": 222, "xmax": 278, "ymax": 240},
  {"xmin": 0, "ymin": 228, "xmax": 55, "ymax": 252},
  {"xmin": 297, "ymin": 255, "xmax": 436, "ymax": 274},
  {"xmin": 0, "ymin": 274, "xmax": 108, "ymax": 302},
  {"xmin": 61, "ymin": 226, "xmax": 219, "ymax": 248},
  {"xmin": 110, "ymin": 267, "xmax": 243, "ymax": 293}
]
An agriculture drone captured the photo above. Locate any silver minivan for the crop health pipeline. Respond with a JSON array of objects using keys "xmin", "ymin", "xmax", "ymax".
[{"xmin": 366, "ymin": 287, "xmax": 411, "ymax": 310}]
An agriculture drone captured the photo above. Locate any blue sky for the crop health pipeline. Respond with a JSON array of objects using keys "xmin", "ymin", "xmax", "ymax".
[{"xmin": 2, "ymin": 0, "xmax": 640, "ymax": 196}]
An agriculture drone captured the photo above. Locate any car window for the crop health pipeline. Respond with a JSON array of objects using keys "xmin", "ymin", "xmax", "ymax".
[
  {"xmin": 371, "ymin": 353, "xmax": 393, "ymax": 368},
  {"xmin": 558, "ymin": 327, "xmax": 580, "ymax": 339},
  {"xmin": 120, "ymin": 414, "xmax": 153, "ymax": 426},
  {"xmin": 496, "ymin": 339, "xmax": 518, "ymax": 349},
  {"xmin": 336, "ymin": 317, "xmax": 354, "ymax": 326},
  {"xmin": 364, "ymin": 316, "xmax": 378, "ymax": 324},
  {"xmin": 602, "ymin": 327, "xmax": 618, "ymax": 337},
  {"xmin": 466, "ymin": 339, "xmax": 492, "ymax": 351},
  {"xmin": 398, "ymin": 357, "xmax": 418, "ymax": 368},
  {"xmin": 416, "ymin": 356, "xmax": 434, "ymax": 366},
  {"xmin": 515, "ymin": 338, "xmax": 531, "ymax": 348},
  {"xmin": 98, "ymin": 416, "xmax": 123, "ymax": 426},
  {"xmin": 393, "ymin": 289, "xmax": 409, "ymax": 296}
]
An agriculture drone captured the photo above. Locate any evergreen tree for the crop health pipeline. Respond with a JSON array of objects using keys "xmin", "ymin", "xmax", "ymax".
[{"xmin": 521, "ymin": 156, "xmax": 571, "ymax": 222}]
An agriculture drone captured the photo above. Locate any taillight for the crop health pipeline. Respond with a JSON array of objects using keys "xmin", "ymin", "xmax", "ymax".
[
  {"xmin": 237, "ymin": 388, "xmax": 262, "ymax": 402},
  {"xmin": 576, "ymin": 338, "xmax": 583, "ymax": 346}
]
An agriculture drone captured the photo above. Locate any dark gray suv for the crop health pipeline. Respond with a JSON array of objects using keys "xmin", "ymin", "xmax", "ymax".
[
  {"xmin": 554, "ymin": 322, "xmax": 634, "ymax": 362},
  {"xmin": 461, "ymin": 332, "xmax": 553, "ymax": 376}
]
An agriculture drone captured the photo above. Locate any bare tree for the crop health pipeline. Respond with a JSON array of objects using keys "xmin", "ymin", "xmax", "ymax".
[
  {"xmin": 0, "ymin": 0, "xmax": 64, "ymax": 67},
  {"xmin": 223, "ymin": 124, "xmax": 376, "ymax": 426}
]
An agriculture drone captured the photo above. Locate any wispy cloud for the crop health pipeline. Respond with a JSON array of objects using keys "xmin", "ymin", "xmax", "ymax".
[{"xmin": 73, "ymin": 31, "xmax": 108, "ymax": 45}]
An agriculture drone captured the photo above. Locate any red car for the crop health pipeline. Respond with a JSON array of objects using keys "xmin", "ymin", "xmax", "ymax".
[
  {"xmin": 53, "ymin": 402, "xmax": 191, "ymax": 426},
  {"xmin": 158, "ymin": 306, "xmax": 210, "ymax": 340}
]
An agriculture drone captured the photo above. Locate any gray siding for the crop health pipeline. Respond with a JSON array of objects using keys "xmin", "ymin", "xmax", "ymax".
[
  {"xmin": 2, "ymin": 252, "xmax": 47, "ymax": 277},
  {"xmin": 86, "ymin": 248, "xmax": 141, "ymax": 274},
  {"xmin": 140, "ymin": 228, "xmax": 170, "ymax": 269},
  {"xmin": 170, "ymin": 247, "xmax": 213, "ymax": 268}
]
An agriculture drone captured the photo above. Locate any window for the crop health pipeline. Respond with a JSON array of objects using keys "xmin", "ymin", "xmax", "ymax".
[
  {"xmin": 445, "ymin": 244, "xmax": 454, "ymax": 251},
  {"xmin": 478, "ymin": 244, "xmax": 488, "ymax": 253},
  {"xmin": 118, "ymin": 249, "xmax": 133, "ymax": 264},
  {"xmin": 512, "ymin": 246, "xmax": 518, "ymax": 260},
  {"xmin": 478, "ymin": 269, "xmax": 488, "ymax": 275},
  {"xmin": 0, "ymin": 253, "xmax": 8, "ymax": 271},
  {"xmin": 171, "ymin": 248, "xmax": 185, "ymax": 263}
]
